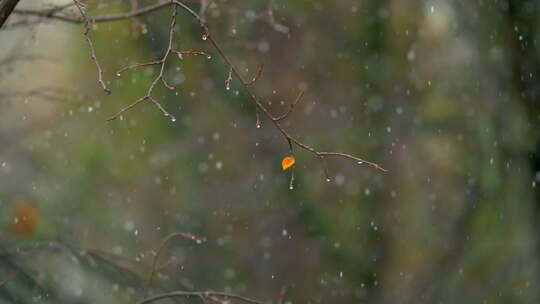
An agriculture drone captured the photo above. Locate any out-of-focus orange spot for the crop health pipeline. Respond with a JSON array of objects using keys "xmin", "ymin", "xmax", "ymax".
[
  {"xmin": 9, "ymin": 201, "xmax": 40, "ymax": 237},
  {"xmin": 281, "ymin": 156, "xmax": 295, "ymax": 170}
]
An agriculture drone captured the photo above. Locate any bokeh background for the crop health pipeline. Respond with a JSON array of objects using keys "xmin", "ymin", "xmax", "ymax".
[{"xmin": 1, "ymin": 0, "xmax": 540, "ymax": 303}]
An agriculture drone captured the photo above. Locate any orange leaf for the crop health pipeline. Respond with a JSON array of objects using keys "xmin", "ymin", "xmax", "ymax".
[
  {"xmin": 9, "ymin": 200, "xmax": 40, "ymax": 237},
  {"xmin": 281, "ymin": 156, "xmax": 295, "ymax": 170}
]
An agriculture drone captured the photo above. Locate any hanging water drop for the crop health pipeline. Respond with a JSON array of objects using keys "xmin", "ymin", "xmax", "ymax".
[
  {"xmin": 326, "ymin": 178, "xmax": 331, "ymax": 182},
  {"xmin": 171, "ymin": 117, "xmax": 176, "ymax": 122},
  {"xmin": 202, "ymin": 33, "xmax": 208, "ymax": 41}
]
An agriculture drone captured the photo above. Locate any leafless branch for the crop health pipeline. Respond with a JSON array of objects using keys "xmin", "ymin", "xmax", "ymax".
[
  {"xmin": 72, "ymin": 0, "xmax": 110, "ymax": 94},
  {"xmin": 108, "ymin": 5, "xmax": 209, "ymax": 122},
  {"xmin": 12, "ymin": 0, "xmax": 389, "ymax": 179}
]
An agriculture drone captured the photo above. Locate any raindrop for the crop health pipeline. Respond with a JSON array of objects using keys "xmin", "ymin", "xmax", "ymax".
[
  {"xmin": 357, "ymin": 161, "xmax": 363, "ymax": 165},
  {"xmin": 206, "ymin": 55, "xmax": 212, "ymax": 59},
  {"xmin": 201, "ymin": 33, "xmax": 208, "ymax": 40},
  {"xmin": 116, "ymin": 73, "xmax": 121, "ymax": 77},
  {"xmin": 226, "ymin": 83, "xmax": 230, "ymax": 90},
  {"xmin": 171, "ymin": 117, "xmax": 176, "ymax": 122},
  {"xmin": 326, "ymin": 178, "xmax": 331, "ymax": 182}
]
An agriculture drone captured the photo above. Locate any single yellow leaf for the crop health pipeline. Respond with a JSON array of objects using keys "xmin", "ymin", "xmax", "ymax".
[{"xmin": 282, "ymin": 156, "xmax": 295, "ymax": 170}]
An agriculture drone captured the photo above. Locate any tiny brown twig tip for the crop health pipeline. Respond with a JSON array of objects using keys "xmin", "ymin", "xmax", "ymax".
[{"xmin": 225, "ymin": 67, "xmax": 233, "ymax": 91}]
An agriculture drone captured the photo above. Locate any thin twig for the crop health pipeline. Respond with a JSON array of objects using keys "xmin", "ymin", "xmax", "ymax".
[
  {"xmin": 108, "ymin": 5, "xmax": 211, "ymax": 122},
  {"xmin": 72, "ymin": 0, "xmax": 110, "ymax": 94},
  {"xmin": 146, "ymin": 232, "xmax": 204, "ymax": 292},
  {"xmin": 173, "ymin": 50, "xmax": 210, "ymax": 60},
  {"xmin": 198, "ymin": 18, "xmax": 389, "ymax": 174},
  {"xmin": 272, "ymin": 90, "xmax": 304, "ymax": 121},
  {"xmin": 245, "ymin": 63, "xmax": 264, "ymax": 86}
]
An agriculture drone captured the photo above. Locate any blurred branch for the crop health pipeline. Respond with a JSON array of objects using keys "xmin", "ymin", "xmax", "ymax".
[
  {"xmin": 146, "ymin": 232, "xmax": 205, "ymax": 292},
  {"xmin": 139, "ymin": 232, "xmax": 262, "ymax": 304},
  {"xmin": 0, "ymin": 87, "xmax": 68, "ymax": 103},
  {"xmin": 0, "ymin": 0, "xmax": 20, "ymax": 28},
  {"xmin": 138, "ymin": 291, "xmax": 264, "ymax": 304},
  {"xmin": 0, "ymin": 54, "xmax": 56, "ymax": 66}
]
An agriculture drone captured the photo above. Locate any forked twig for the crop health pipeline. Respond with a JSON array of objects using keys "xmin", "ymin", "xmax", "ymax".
[
  {"xmin": 189, "ymin": 3, "xmax": 389, "ymax": 176},
  {"xmin": 108, "ymin": 5, "xmax": 210, "ymax": 122}
]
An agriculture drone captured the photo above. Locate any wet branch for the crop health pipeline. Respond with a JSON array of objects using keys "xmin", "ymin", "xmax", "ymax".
[
  {"xmin": 13, "ymin": 0, "xmax": 389, "ymax": 179},
  {"xmin": 108, "ymin": 5, "xmax": 210, "ymax": 122},
  {"xmin": 72, "ymin": 0, "xmax": 110, "ymax": 94}
]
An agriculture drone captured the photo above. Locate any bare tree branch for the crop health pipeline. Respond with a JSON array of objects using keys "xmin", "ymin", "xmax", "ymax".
[
  {"xmin": 107, "ymin": 5, "xmax": 209, "ymax": 122},
  {"xmin": 11, "ymin": 0, "xmax": 389, "ymax": 180},
  {"xmin": 72, "ymin": 0, "xmax": 110, "ymax": 94}
]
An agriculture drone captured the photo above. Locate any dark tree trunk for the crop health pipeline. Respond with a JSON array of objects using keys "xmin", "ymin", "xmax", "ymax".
[{"xmin": 0, "ymin": 0, "xmax": 20, "ymax": 28}]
